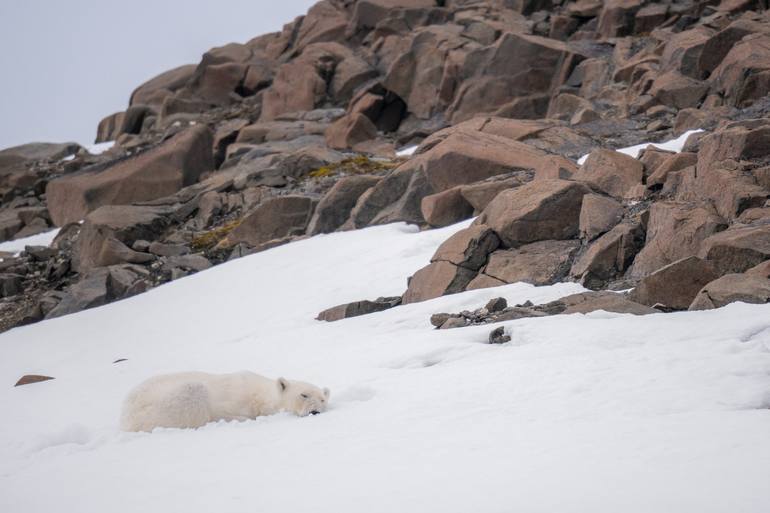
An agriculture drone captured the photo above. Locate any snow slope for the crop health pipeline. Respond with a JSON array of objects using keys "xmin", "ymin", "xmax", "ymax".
[
  {"xmin": 1, "ymin": 220, "xmax": 769, "ymax": 512},
  {"xmin": 0, "ymin": 228, "xmax": 61, "ymax": 256}
]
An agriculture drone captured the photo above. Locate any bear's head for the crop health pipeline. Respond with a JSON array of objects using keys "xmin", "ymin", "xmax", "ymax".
[{"xmin": 277, "ymin": 377, "xmax": 330, "ymax": 417}]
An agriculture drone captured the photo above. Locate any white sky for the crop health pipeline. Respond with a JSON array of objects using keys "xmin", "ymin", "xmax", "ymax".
[{"xmin": 0, "ymin": 0, "xmax": 317, "ymax": 150}]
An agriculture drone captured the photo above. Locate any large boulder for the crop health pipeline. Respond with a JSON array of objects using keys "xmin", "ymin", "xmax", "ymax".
[
  {"xmin": 73, "ymin": 205, "xmax": 171, "ymax": 272},
  {"xmin": 571, "ymin": 221, "xmax": 645, "ymax": 289},
  {"xmin": 628, "ymin": 202, "xmax": 726, "ymax": 279},
  {"xmin": 46, "ymin": 265, "xmax": 150, "ymax": 319},
  {"xmin": 710, "ymin": 33, "xmax": 770, "ymax": 107},
  {"xmin": 469, "ymin": 240, "xmax": 579, "ymax": 289},
  {"xmin": 579, "ymin": 194, "xmax": 624, "ymax": 241},
  {"xmin": 447, "ymin": 33, "xmax": 584, "ymax": 123},
  {"xmin": 475, "ymin": 179, "xmax": 591, "ymax": 248},
  {"xmin": 130, "ymin": 64, "xmax": 197, "ymax": 108},
  {"xmin": 459, "ymin": 171, "xmax": 533, "ymax": 212},
  {"xmin": 224, "ymin": 196, "xmax": 316, "ymax": 247},
  {"xmin": 308, "ymin": 175, "xmax": 382, "ymax": 235},
  {"xmin": 345, "ymin": 166, "xmax": 433, "ymax": 227},
  {"xmin": 556, "ymin": 290, "xmax": 658, "ymax": 316},
  {"xmin": 573, "ymin": 149, "xmax": 644, "ymax": 200},
  {"xmin": 47, "ymin": 126, "xmax": 213, "ymax": 226},
  {"xmin": 689, "ymin": 272, "xmax": 770, "ymax": 310},
  {"xmin": 402, "ymin": 261, "xmax": 477, "ymax": 304},
  {"xmin": 698, "ymin": 224, "xmax": 770, "ymax": 274},
  {"xmin": 629, "ymin": 256, "xmax": 720, "ymax": 310},
  {"xmin": 430, "ymin": 225, "xmax": 500, "ymax": 271},
  {"xmin": 420, "ymin": 188, "xmax": 474, "ymax": 228}
]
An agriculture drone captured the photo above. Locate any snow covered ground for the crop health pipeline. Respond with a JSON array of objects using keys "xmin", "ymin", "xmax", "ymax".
[
  {"xmin": 0, "ymin": 228, "xmax": 60, "ymax": 256},
  {"xmin": 1, "ymin": 218, "xmax": 769, "ymax": 512},
  {"xmin": 577, "ymin": 129, "xmax": 703, "ymax": 164}
]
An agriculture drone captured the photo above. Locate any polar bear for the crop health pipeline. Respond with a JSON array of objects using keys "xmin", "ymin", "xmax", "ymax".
[{"xmin": 120, "ymin": 371, "xmax": 330, "ymax": 432}]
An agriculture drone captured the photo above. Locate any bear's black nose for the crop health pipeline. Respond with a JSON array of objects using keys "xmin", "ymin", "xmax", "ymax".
[{"xmin": 310, "ymin": 410, "xmax": 320, "ymax": 415}]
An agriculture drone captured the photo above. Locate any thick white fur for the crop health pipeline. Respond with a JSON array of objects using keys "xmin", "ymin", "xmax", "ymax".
[{"xmin": 120, "ymin": 371, "xmax": 330, "ymax": 432}]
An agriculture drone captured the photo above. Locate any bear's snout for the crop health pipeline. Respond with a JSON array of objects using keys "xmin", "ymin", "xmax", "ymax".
[{"xmin": 310, "ymin": 410, "xmax": 320, "ymax": 415}]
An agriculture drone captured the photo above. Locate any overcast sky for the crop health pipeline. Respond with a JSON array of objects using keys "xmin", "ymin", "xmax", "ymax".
[{"xmin": 0, "ymin": 0, "xmax": 317, "ymax": 150}]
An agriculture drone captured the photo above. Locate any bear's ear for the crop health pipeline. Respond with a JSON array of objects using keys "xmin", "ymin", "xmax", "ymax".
[
  {"xmin": 323, "ymin": 387, "xmax": 330, "ymax": 399},
  {"xmin": 277, "ymin": 377, "xmax": 289, "ymax": 393}
]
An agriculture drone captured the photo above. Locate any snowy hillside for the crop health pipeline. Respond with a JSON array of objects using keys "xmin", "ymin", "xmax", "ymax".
[{"xmin": 1, "ymin": 220, "xmax": 769, "ymax": 512}]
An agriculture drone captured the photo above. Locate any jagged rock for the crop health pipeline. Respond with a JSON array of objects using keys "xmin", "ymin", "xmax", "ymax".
[
  {"xmin": 47, "ymin": 126, "xmax": 213, "ymax": 226},
  {"xmin": 431, "ymin": 225, "xmax": 500, "ymax": 271},
  {"xmin": 459, "ymin": 171, "xmax": 533, "ymax": 212},
  {"xmin": 693, "ymin": 122, "xmax": 770, "ymax": 220},
  {"xmin": 0, "ymin": 274, "xmax": 23, "ymax": 297},
  {"xmin": 596, "ymin": 0, "xmax": 644, "ymax": 38},
  {"xmin": 148, "ymin": 242, "xmax": 190, "ymax": 257},
  {"xmin": 470, "ymin": 240, "xmax": 579, "ymax": 289},
  {"xmin": 447, "ymin": 32, "xmax": 585, "ymax": 123},
  {"xmin": 710, "ymin": 33, "xmax": 770, "ymax": 107},
  {"xmin": 571, "ymin": 221, "xmax": 645, "ymax": 290},
  {"xmin": 73, "ymin": 205, "xmax": 170, "ymax": 272},
  {"xmin": 14, "ymin": 375, "xmax": 55, "ymax": 387},
  {"xmin": 223, "ymin": 196, "xmax": 316, "ymax": 247},
  {"xmin": 46, "ymin": 264, "xmax": 149, "ymax": 319},
  {"xmin": 162, "ymin": 254, "xmax": 212, "ymax": 273},
  {"xmin": 556, "ymin": 291, "xmax": 659, "ymax": 315},
  {"xmin": 628, "ymin": 202, "xmax": 726, "ymax": 279},
  {"xmin": 574, "ymin": 149, "xmax": 644, "ymax": 200},
  {"xmin": 345, "ymin": 167, "xmax": 433, "ymax": 227},
  {"xmin": 579, "ymin": 194, "xmax": 624, "ymax": 241},
  {"xmin": 630, "ymin": 256, "xmax": 720, "ymax": 310},
  {"xmin": 420, "ymin": 188, "xmax": 474, "ymax": 228},
  {"xmin": 698, "ymin": 224, "xmax": 770, "ymax": 274},
  {"xmin": 485, "ymin": 297, "xmax": 508, "ymax": 313},
  {"xmin": 689, "ymin": 272, "xmax": 770, "ymax": 310},
  {"xmin": 647, "ymin": 152, "xmax": 697, "ymax": 188},
  {"xmin": 308, "ymin": 175, "xmax": 382, "ymax": 235},
  {"xmin": 130, "ymin": 64, "xmax": 196, "ymax": 108},
  {"xmin": 325, "ymin": 113, "xmax": 379, "ymax": 150},
  {"xmin": 402, "ymin": 261, "xmax": 477, "ymax": 305},
  {"xmin": 316, "ymin": 296, "xmax": 401, "ymax": 322},
  {"xmin": 649, "ymin": 71, "xmax": 709, "ymax": 110},
  {"xmin": 475, "ymin": 179, "xmax": 591, "ymax": 248}
]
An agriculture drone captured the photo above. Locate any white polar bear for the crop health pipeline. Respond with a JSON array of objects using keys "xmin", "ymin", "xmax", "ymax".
[{"xmin": 120, "ymin": 371, "xmax": 330, "ymax": 432}]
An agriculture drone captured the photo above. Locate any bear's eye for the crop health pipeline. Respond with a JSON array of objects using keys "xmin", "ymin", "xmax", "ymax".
[{"xmin": 300, "ymin": 393, "xmax": 310, "ymax": 400}]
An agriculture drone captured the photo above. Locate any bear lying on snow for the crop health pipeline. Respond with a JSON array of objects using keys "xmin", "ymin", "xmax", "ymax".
[{"xmin": 121, "ymin": 371, "xmax": 330, "ymax": 432}]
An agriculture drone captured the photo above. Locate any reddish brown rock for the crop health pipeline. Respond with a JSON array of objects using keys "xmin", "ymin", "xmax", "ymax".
[
  {"xmin": 459, "ymin": 172, "xmax": 533, "ymax": 212},
  {"xmin": 630, "ymin": 256, "xmax": 720, "ymax": 310},
  {"xmin": 224, "ymin": 196, "xmax": 316, "ymax": 247},
  {"xmin": 574, "ymin": 149, "xmax": 644, "ymax": 200},
  {"xmin": 649, "ymin": 71, "xmax": 708, "ymax": 109},
  {"xmin": 698, "ymin": 224, "xmax": 770, "ymax": 275},
  {"xmin": 579, "ymin": 194, "xmax": 624, "ymax": 241},
  {"xmin": 47, "ymin": 126, "xmax": 213, "ymax": 226},
  {"xmin": 73, "ymin": 205, "xmax": 171, "ymax": 272},
  {"xmin": 689, "ymin": 272, "xmax": 770, "ymax": 310},
  {"xmin": 596, "ymin": 0, "xmax": 644, "ymax": 38},
  {"xmin": 571, "ymin": 222, "xmax": 645, "ymax": 289},
  {"xmin": 421, "ymin": 188, "xmax": 474, "ymax": 228},
  {"xmin": 647, "ymin": 152, "xmax": 697, "ymax": 188},
  {"xmin": 710, "ymin": 33, "xmax": 770, "ymax": 107},
  {"xmin": 431, "ymin": 225, "xmax": 500, "ymax": 271},
  {"xmin": 473, "ymin": 240, "xmax": 580, "ymax": 287},
  {"xmin": 325, "ymin": 113, "xmax": 379, "ymax": 150},
  {"xmin": 14, "ymin": 375, "xmax": 55, "ymax": 387},
  {"xmin": 557, "ymin": 291, "xmax": 659, "ymax": 315},
  {"xmin": 130, "ymin": 65, "xmax": 196, "ymax": 108},
  {"xmin": 308, "ymin": 175, "xmax": 382, "ymax": 235},
  {"xmin": 476, "ymin": 179, "xmax": 591, "ymax": 248},
  {"xmin": 628, "ymin": 202, "xmax": 726, "ymax": 279},
  {"xmin": 402, "ymin": 261, "xmax": 477, "ymax": 305}
]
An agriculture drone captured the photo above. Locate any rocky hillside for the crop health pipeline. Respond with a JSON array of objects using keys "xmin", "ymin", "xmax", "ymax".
[{"xmin": 1, "ymin": 0, "xmax": 769, "ymax": 332}]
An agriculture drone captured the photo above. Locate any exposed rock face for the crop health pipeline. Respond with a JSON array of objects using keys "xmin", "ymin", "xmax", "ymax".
[
  {"xmin": 316, "ymin": 296, "xmax": 401, "ymax": 322},
  {"xmin": 223, "ymin": 196, "xmax": 317, "ymax": 247},
  {"xmin": 689, "ymin": 273, "xmax": 770, "ymax": 310},
  {"xmin": 475, "ymin": 180, "xmax": 591, "ymax": 248},
  {"xmin": 628, "ymin": 202, "xmax": 726, "ymax": 279},
  {"xmin": 47, "ymin": 126, "xmax": 213, "ymax": 226},
  {"xmin": 470, "ymin": 240, "xmax": 579, "ymax": 288},
  {"xmin": 574, "ymin": 149, "xmax": 644, "ymax": 200},
  {"xmin": 308, "ymin": 175, "xmax": 381, "ymax": 235},
  {"xmin": 629, "ymin": 256, "xmax": 720, "ymax": 310}
]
